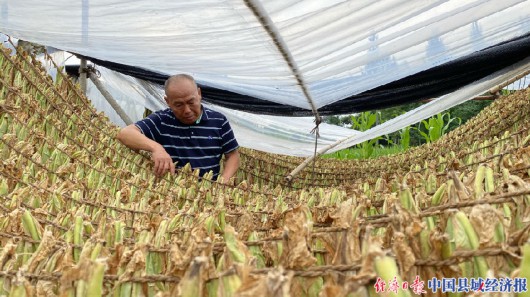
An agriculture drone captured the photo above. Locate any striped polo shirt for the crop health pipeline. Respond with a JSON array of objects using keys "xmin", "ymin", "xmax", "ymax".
[{"xmin": 135, "ymin": 106, "xmax": 239, "ymax": 178}]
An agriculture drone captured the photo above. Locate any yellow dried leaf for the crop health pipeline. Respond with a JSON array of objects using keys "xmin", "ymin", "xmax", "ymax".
[
  {"xmin": 280, "ymin": 207, "xmax": 317, "ymax": 269},
  {"xmin": 392, "ymin": 232, "xmax": 416, "ymax": 278},
  {"xmin": 36, "ymin": 281, "xmax": 57, "ymax": 297},
  {"xmin": 468, "ymin": 204, "xmax": 504, "ymax": 247}
]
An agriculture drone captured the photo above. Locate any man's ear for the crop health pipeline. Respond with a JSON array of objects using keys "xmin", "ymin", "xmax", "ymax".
[
  {"xmin": 197, "ymin": 87, "xmax": 202, "ymax": 98},
  {"xmin": 164, "ymin": 95, "xmax": 169, "ymax": 105}
]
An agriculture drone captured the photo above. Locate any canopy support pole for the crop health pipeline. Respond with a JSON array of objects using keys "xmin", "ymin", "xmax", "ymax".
[
  {"xmin": 243, "ymin": 0, "xmax": 321, "ymax": 123},
  {"xmin": 489, "ymin": 69, "xmax": 530, "ymax": 94},
  {"xmin": 244, "ymin": 0, "xmax": 322, "ymax": 118},
  {"xmin": 286, "ymin": 139, "xmax": 345, "ymax": 183},
  {"xmin": 88, "ymin": 70, "xmax": 133, "ymax": 125},
  {"xmin": 79, "ymin": 59, "xmax": 87, "ymax": 94},
  {"xmin": 243, "ymin": 0, "xmax": 323, "ymax": 184}
]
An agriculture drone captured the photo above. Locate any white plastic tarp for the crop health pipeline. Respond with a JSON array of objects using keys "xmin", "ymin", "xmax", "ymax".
[
  {"xmin": 2, "ymin": 1, "xmax": 530, "ymax": 158},
  {"xmin": 330, "ymin": 56, "xmax": 530, "ymax": 152},
  {"xmin": 85, "ymin": 57, "xmax": 530, "ymax": 157},
  {"xmin": 1, "ymin": 0, "xmax": 529, "ymax": 109},
  {"xmin": 84, "ymin": 64, "xmax": 358, "ymax": 156}
]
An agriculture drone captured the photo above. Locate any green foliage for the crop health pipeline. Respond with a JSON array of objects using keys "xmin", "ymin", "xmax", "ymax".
[
  {"xmin": 445, "ymin": 100, "xmax": 493, "ymax": 132},
  {"xmin": 377, "ymin": 102, "xmax": 423, "ymax": 146},
  {"xmin": 323, "ymin": 115, "xmax": 352, "ymax": 127},
  {"xmin": 378, "ymin": 102, "xmax": 422, "ymax": 122},
  {"xmin": 399, "ymin": 126, "xmax": 411, "ymax": 150},
  {"xmin": 322, "ymin": 99, "xmax": 494, "ymax": 160},
  {"xmin": 499, "ymin": 89, "xmax": 516, "ymax": 96},
  {"xmin": 417, "ymin": 112, "xmax": 461, "ymax": 143},
  {"xmin": 351, "ymin": 111, "xmax": 381, "ymax": 158},
  {"xmin": 351, "ymin": 111, "xmax": 378, "ymax": 132}
]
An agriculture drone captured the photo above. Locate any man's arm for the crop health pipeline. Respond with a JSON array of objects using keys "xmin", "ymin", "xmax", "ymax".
[
  {"xmin": 117, "ymin": 125, "xmax": 175, "ymax": 176},
  {"xmin": 220, "ymin": 150, "xmax": 240, "ymax": 184}
]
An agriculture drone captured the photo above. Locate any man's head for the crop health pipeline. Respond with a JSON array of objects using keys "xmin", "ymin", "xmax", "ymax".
[{"xmin": 164, "ymin": 74, "xmax": 202, "ymax": 125}]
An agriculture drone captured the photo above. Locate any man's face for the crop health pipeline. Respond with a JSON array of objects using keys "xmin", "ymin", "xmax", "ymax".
[{"xmin": 164, "ymin": 80, "xmax": 202, "ymax": 125}]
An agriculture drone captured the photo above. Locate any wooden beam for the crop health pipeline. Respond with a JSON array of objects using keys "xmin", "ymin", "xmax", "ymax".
[
  {"xmin": 88, "ymin": 72, "xmax": 133, "ymax": 125},
  {"xmin": 79, "ymin": 59, "xmax": 87, "ymax": 95}
]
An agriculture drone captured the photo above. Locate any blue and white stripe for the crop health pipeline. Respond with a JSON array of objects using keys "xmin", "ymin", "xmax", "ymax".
[{"xmin": 135, "ymin": 106, "xmax": 239, "ymax": 178}]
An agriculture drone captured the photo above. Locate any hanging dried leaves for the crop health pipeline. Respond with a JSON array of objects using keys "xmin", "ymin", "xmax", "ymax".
[{"xmin": 1, "ymin": 44, "xmax": 530, "ymax": 296}]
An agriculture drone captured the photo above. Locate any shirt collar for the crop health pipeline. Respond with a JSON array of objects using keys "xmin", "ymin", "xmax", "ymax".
[{"xmin": 194, "ymin": 105, "xmax": 209, "ymax": 124}]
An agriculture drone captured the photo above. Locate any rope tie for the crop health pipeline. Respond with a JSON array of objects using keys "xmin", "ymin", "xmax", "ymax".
[
  {"xmin": 310, "ymin": 116, "xmax": 322, "ymax": 186},
  {"xmin": 310, "ymin": 115, "xmax": 322, "ymax": 137},
  {"xmin": 84, "ymin": 64, "xmax": 101, "ymax": 78}
]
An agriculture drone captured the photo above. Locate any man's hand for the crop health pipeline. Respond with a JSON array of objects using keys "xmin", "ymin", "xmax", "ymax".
[
  {"xmin": 152, "ymin": 145, "xmax": 175, "ymax": 176},
  {"xmin": 220, "ymin": 150, "xmax": 240, "ymax": 184},
  {"xmin": 116, "ymin": 125, "xmax": 175, "ymax": 177}
]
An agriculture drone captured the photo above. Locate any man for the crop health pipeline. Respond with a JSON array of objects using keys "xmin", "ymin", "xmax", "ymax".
[{"xmin": 117, "ymin": 74, "xmax": 240, "ymax": 183}]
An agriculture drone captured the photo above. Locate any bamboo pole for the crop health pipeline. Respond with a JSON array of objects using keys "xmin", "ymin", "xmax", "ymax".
[
  {"xmin": 88, "ymin": 72, "xmax": 133, "ymax": 125},
  {"xmin": 489, "ymin": 68, "xmax": 530, "ymax": 94},
  {"xmin": 243, "ymin": 0, "xmax": 321, "ymax": 126},
  {"xmin": 79, "ymin": 58, "xmax": 87, "ymax": 94}
]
